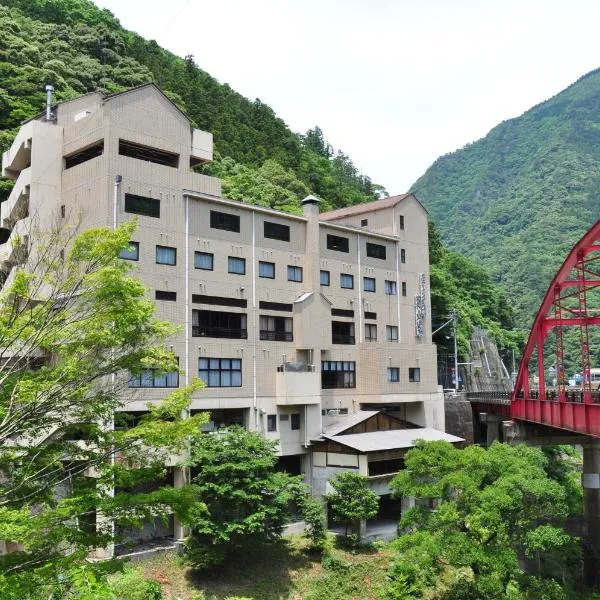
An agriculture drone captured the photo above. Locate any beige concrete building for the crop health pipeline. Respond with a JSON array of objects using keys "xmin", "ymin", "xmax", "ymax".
[{"xmin": 2, "ymin": 83, "xmax": 450, "ymax": 548}]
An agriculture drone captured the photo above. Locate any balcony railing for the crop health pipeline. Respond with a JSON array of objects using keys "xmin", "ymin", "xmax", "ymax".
[
  {"xmin": 332, "ymin": 334, "xmax": 355, "ymax": 345},
  {"xmin": 260, "ymin": 330, "xmax": 293, "ymax": 342},
  {"xmin": 192, "ymin": 326, "xmax": 247, "ymax": 339}
]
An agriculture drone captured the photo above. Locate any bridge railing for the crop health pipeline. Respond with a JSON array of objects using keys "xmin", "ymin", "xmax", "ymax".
[{"xmin": 467, "ymin": 390, "xmax": 600, "ymax": 404}]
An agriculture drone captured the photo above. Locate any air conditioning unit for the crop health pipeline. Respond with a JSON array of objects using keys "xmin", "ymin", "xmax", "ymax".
[{"xmin": 327, "ymin": 409, "xmax": 340, "ymax": 416}]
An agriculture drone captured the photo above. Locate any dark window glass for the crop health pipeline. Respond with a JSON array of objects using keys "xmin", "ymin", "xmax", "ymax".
[
  {"xmin": 365, "ymin": 323, "xmax": 377, "ymax": 342},
  {"xmin": 259, "ymin": 261, "xmax": 275, "ymax": 279},
  {"xmin": 195, "ymin": 252, "xmax": 213, "ymax": 270},
  {"xmin": 264, "ymin": 221, "xmax": 290, "ymax": 241},
  {"xmin": 364, "ymin": 312, "xmax": 377, "ymax": 320},
  {"xmin": 124, "ymin": 193, "xmax": 160, "ymax": 218},
  {"xmin": 321, "ymin": 361, "xmax": 356, "ymax": 389},
  {"xmin": 119, "ymin": 139, "xmax": 178, "ymax": 167},
  {"xmin": 340, "ymin": 273, "xmax": 354, "ymax": 289},
  {"xmin": 291, "ymin": 413, "xmax": 301, "ymax": 430},
  {"xmin": 386, "ymin": 325, "xmax": 399, "ymax": 341},
  {"xmin": 366, "ymin": 242, "xmax": 386, "ymax": 260},
  {"xmin": 64, "ymin": 140, "xmax": 104, "ymax": 169},
  {"xmin": 192, "ymin": 310, "xmax": 247, "ymax": 339},
  {"xmin": 260, "ymin": 315, "xmax": 293, "ymax": 341},
  {"xmin": 120, "ymin": 241, "xmax": 139, "ymax": 261},
  {"xmin": 199, "ymin": 358, "xmax": 242, "ymax": 387},
  {"xmin": 402, "ymin": 281, "xmax": 407, "ymax": 297},
  {"xmin": 331, "ymin": 308, "xmax": 354, "ymax": 317},
  {"xmin": 211, "ymin": 210, "xmax": 240, "ymax": 232},
  {"xmin": 156, "ymin": 245, "xmax": 176, "ymax": 265},
  {"xmin": 267, "ymin": 414, "xmax": 277, "ymax": 432},
  {"xmin": 332, "ymin": 321, "xmax": 355, "ymax": 345},
  {"xmin": 327, "ymin": 234, "xmax": 349, "ymax": 253},
  {"xmin": 409, "ymin": 367, "xmax": 421, "ymax": 382},
  {"xmin": 401, "ymin": 248, "xmax": 406, "ymax": 263},
  {"xmin": 287, "ymin": 265, "xmax": 303, "ymax": 282},
  {"xmin": 385, "ymin": 280, "xmax": 397, "ymax": 295},
  {"xmin": 259, "ymin": 301, "xmax": 293, "ymax": 312},
  {"xmin": 320, "ymin": 270, "xmax": 330, "ymax": 286},
  {"xmin": 228, "ymin": 257, "xmax": 246, "ymax": 275},
  {"xmin": 399, "ymin": 215, "xmax": 405, "ymax": 230},
  {"xmin": 192, "ymin": 295, "xmax": 247, "ymax": 308},
  {"xmin": 361, "ymin": 219, "xmax": 368, "ymax": 227},
  {"xmin": 388, "ymin": 367, "xmax": 400, "ymax": 382},
  {"xmin": 155, "ymin": 290, "xmax": 176, "ymax": 301},
  {"xmin": 129, "ymin": 362, "xmax": 179, "ymax": 388},
  {"xmin": 364, "ymin": 277, "xmax": 376, "ymax": 292}
]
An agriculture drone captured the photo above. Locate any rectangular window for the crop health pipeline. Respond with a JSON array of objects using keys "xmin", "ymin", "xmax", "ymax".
[
  {"xmin": 365, "ymin": 323, "xmax": 377, "ymax": 342},
  {"xmin": 211, "ymin": 210, "xmax": 240, "ymax": 233},
  {"xmin": 331, "ymin": 308, "xmax": 354, "ymax": 317},
  {"xmin": 385, "ymin": 280, "xmax": 397, "ymax": 295},
  {"xmin": 156, "ymin": 245, "xmax": 176, "ymax": 265},
  {"xmin": 327, "ymin": 234, "xmax": 349, "ymax": 253},
  {"xmin": 386, "ymin": 325, "xmax": 399, "ymax": 342},
  {"xmin": 291, "ymin": 413, "xmax": 301, "ymax": 430},
  {"xmin": 192, "ymin": 310, "xmax": 247, "ymax": 339},
  {"xmin": 195, "ymin": 251, "xmax": 213, "ymax": 270},
  {"xmin": 409, "ymin": 367, "xmax": 421, "ymax": 382},
  {"xmin": 401, "ymin": 248, "xmax": 406, "ymax": 263},
  {"xmin": 60, "ymin": 204, "xmax": 66, "ymax": 218},
  {"xmin": 228, "ymin": 257, "xmax": 246, "ymax": 275},
  {"xmin": 64, "ymin": 140, "xmax": 104, "ymax": 170},
  {"xmin": 363, "ymin": 277, "xmax": 376, "ymax": 292},
  {"xmin": 264, "ymin": 221, "xmax": 290, "ymax": 242},
  {"xmin": 155, "ymin": 290, "xmax": 176, "ymax": 301},
  {"xmin": 199, "ymin": 358, "xmax": 242, "ymax": 387},
  {"xmin": 258, "ymin": 301, "xmax": 293, "ymax": 312},
  {"xmin": 388, "ymin": 367, "xmax": 400, "ymax": 382},
  {"xmin": 259, "ymin": 261, "xmax": 275, "ymax": 279},
  {"xmin": 340, "ymin": 273, "xmax": 354, "ymax": 289},
  {"xmin": 320, "ymin": 270, "xmax": 330, "ymax": 286},
  {"xmin": 267, "ymin": 414, "xmax": 277, "ymax": 432},
  {"xmin": 402, "ymin": 281, "xmax": 407, "ymax": 297},
  {"xmin": 120, "ymin": 241, "xmax": 139, "ymax": 261},
  {"xmin": 287, "ymin": 265, "xmax": 303, "ymax": 282},
  {"xmin": 366, "ymin": 242, "xmax": 386, "ymax": 260},
  {"xmin": 364, "ymin": 311, "xmax": 377, "ymax": 320},
  {"xmin": 332, "ymin": 321, "xmax": 355, "ymax": 345},
  {"xmin": 124, "ymin": 193, "xmax": 160, "ymax": 218},
  {"xmin": 129, "ymin": 363, "xmax": 179, "ymax": 388},
  {"xmin": 119, "ymin": 139, "xmax": 178, "ymax": 168},
  {"xmin": 259, "ymin": 315, "xmax": 293, "ymax": 341},
  {"xmin": 192, "ymin": 295, "xmax": 247, "ymax": 308},
  {"xmin": 361, "ymin": 218, "xmax": 368, "ymax": 227},
  {"xmin": 399, "ymin": 215, "xmax": 405, "ymax": 230},
  {"xmin": 321, "ymin": 361, "xmax": 356, "ymax": 389}
]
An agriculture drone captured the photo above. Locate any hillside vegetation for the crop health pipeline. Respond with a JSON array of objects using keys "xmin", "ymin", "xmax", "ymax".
[{"xmin": 0, "ymin": 0, "xmax": 518, "ymax": 358}]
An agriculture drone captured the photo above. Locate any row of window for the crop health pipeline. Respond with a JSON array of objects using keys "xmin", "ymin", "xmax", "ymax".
[{"xmin": 267, "ymin": 413, "xmax": 300, "ymax": 432}]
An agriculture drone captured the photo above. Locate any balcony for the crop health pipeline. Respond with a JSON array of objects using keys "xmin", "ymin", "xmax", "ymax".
[
  {"xmin": 276, "ymin": 363, "xmax": 320, "ymax": 405},
  {"xmin": 260, "ymin": 330, "xmax": 293, "ymax": 342},
  {"xmin": 192, "ymin": 309, "xmax": 247, "ymax": 339},
  {"xmin": 192, "ymin": 326, "xmax": 247, "ymax": 339},
  {"xmin": 2, "ymin": 167, "xmax": 30, "ymax": 229},
  {"xmin": 0, "ymin": 219, "xmax": 29, "ymax": 268},
  {"xmin": 2, "ymin": 121, "xmax": 33, "ymax": 179},
  {"xmin": 332, "ymin": 334, "xmax": 355, "ymax": 345}
]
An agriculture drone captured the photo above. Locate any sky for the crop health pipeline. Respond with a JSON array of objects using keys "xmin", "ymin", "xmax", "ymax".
[{"xmin": 95, "ymin": 0, "xmax": 600, "ymax": 194}]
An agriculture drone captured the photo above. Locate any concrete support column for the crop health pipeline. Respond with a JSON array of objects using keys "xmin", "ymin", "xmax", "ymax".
[
  {"xmin": 583, "ymin": 441, "xmax": 600, "ymax": 586},
  {"xmin": 173, "ymin": 466, "xmax": 190, "ymax": 552},
  {"xmin": 400, "ymin": 496, "xmax": 415, "ymax": 515},
  {"xmin": 479, "ymin": 413, "xmax": 503, "ymax": 447}
]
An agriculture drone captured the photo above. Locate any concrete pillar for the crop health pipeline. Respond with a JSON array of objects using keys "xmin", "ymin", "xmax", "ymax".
[
  {"xmin": 583, "ymin": 441, "xmax": 600, "ymax": 586},
  {"xmin": 486, "ymin": 419, "xmax": 500, "ymax": 446},
  {"xmin": 401, "ymin": 496, "xmax": 415, "ymax": 515},
  {"xmin": 173, "ymin": 466, "xmax": 190, "ymax": 552}
]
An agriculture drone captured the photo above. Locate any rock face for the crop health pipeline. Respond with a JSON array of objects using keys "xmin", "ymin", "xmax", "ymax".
[{"xmin": 444, "ymin": 396, "xmax": 474, "ymax": 445}]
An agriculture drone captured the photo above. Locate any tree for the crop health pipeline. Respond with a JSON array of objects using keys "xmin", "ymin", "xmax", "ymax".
[
  {"xmin": 387, "ymin": 441, "xmax": 581, "ymax": 599},
  {"xmin": 325, "ymin": 472, "xmax": 379, "ymax": 540},
  {"xmin": 185, "ymin": 426, "xmax": 298, "ymax": 569},
  {"xmin": 0, "ymin": 220, "xmax": 206, "ymax": 599}
]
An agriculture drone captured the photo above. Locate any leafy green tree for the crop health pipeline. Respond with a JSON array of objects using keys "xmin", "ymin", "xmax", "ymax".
[
  {"xmin": 0, "ymin": 220, "xmax": 206, "ymax": 599},
  {"xmin": 388, "ymin": 441, "xmax": 581, "ymax": 599},
  {"xmin": 325, "ymin": 472, "xmax": 379, "ymax": 540},
  {"xmin": 298, "ymin": 490, "xmax": 328, "ymax": 551},
  {"xmin": 185, "ymin": 426, "xmax": 298, "ymax": 569}
]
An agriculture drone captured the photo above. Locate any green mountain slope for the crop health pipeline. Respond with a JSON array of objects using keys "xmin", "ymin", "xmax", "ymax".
[{"xmin": 412, "ymin": 69, "xmax": 600, "ymax": 327}]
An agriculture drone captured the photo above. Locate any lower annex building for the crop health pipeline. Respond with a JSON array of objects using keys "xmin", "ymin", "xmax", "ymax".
[{"xmin": 1, "ymin": 83, "xmax": 456, "ymax": 550}]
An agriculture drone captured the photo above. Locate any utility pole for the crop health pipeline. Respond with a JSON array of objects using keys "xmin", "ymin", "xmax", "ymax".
[{"xmin": 452, "ymin": 309, "xmax": 459, "ymax": 392}]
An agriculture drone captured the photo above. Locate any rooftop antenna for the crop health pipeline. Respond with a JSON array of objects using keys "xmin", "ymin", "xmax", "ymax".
[{"xmin": 44, "ymin": 84, "xmax": 54, "ymax": 121}]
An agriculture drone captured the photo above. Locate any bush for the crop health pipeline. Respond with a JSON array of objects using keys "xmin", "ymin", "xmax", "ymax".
[
  {"xmin": 108, "ymin": 567, "xmax": 162, "ymax": 600},
  {"xmin": 299, "ymin": 493, "xmax": 328, "ymax": 551}
]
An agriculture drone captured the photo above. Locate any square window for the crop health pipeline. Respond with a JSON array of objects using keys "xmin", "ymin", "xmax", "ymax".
[
  {"xmin": 386, "ymin": 325, "xmax": 398, "ymax": 342},
  {"xmin": 228, "ymin": 256, "xmax": 246, "ymax": 275},
  {"xmin": 259, "ymin": 261, "xmax": 275, "ymax": 279},
  {"xmin": 402, "ymin": 281, "xmax": 407, "ymax": 297},
  {"xmin": 267, "ymin": 414, "xmax": 277, "ymax": 432},
  {"xmin": 388, "ymin": 367, "xmax": 400, "ymax": 382},
  {"xmin": 198, "ymin": 357, "xmax": 242, "ymax": 387},
  {"xmin": 320, "ymin": 270, "xmax": 330, "ymax": 286},
  {"xmin": 120, "ymin": 241, "xmax": 139, "ymax": 261},
  {"xmin": 195, "ymin": 251, "xmax": 213, "ymax": 270},
  {"xmin": 400, "ymin": 248, "xmax": 406, "ymax": 264},
  {"xmin": 287, "ymin": 265, "xmax": 303, "ymax": 282},
  {"xmin": 340, "ymin": 273, "xmax": 354, "ymax": 289},
  {"xmin": 385, "ymin": 280, "xmax": 397, "ymax": 295},
  {"xmin": 409, "ymin": 367, "xmax": 421, "ymax": 382},
  {"xmin": 156, "ymin": 245, "xmax": 176, "ymax": 265},
  {"xmin": 361, "ymin": 219, "xmax": 368, "ymax": 227},
  {"xmin": 291, "ymin": 413, "xmax": 301, "ymax": 430},
  {"xmin": 327, "ymin": 234, "xmax": 349, "ymax": 253},
  {"xmin": 363, "ymin": 277, "xmax": 376, "ymax": 292}
]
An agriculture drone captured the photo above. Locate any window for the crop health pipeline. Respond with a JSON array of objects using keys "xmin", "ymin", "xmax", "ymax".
[
  {"xmin": 385, "ymin": 280, "xmax": 397, "ymax": 295},
  {"xmin": 259, "ymin": 301, "xmax": 293, "ymax": 312},
  {"xmin": 409, "ymin": 367, "xmax": 421, "ymax": 382},
  {"xmin": 322, "ymin": 361, "xmax": 356, "ymax": 389},
  {"xmin": 327, "ymin": 234, "xmax": 349, "ymax": 253},
  {"xmin": 129, "ymin": 365, "xmax": 179, "ymax": 388},
  {"xmin": 199, "ymin": 358, "xmax": 242, "ymax": 387},
  {"xmin": 192, "ymin": 295, "xmax": 247, "ymax": 308},
  {"xmin": 402, "ymin": 281, "xmax": 407, "ymax": 297},
  {"xmin": 366, "ymin": 242, "xmax": 386, "ymax": 260},
  {"xmin": 64, "ymin": 140, "xmax": 104, "ymax": 170},
  {"xmin": 228, "ymin": 257, "xmax": 246, "ymax": 275},
  {"xmin": 291, "ymin": 413, "xmax": 301, "ymax": 430},
  {"xmin": 400, "ymin": 248, "xmax": 406, "ymax": 263},
  {"xmin": 119, "ymin": 139, "xmax": 178, "ymax": 168},
  {"xmin": 155, "ymin": 290, "xmax": 176, "ymax": 301},
  {"xmin": 60, "ymin": 204, "xmax": 66, "ymax": 218},
  {"xmin": 120, "ymin": 241, "xmax": 139, "ymax": 261},
  {"xmin": 260, "ymin": 315, "xmax": 293, "ymax": 341},
  {"xmin": 364, "ymin": 311, "xmax": 377, "ymax": 320},
  {"xmin": 361, "ymin": 219, "xmax": 368, "ymax": 227},
  {"xmin": 264, "ymin": 221, "xmax": 290, "ymax": 241},
  {"xmin": 388, "ymin": 367, "xmax": 400, "ymax": 382},
  {"xmin": 259, "ymin": 261, "xmax": 275, "ymax": 279},
  {"xmin": 386, "ymin": 325, "xmax": 399, "ymax": 342},
  {"xmin": 211, "ymin": 210, "xmax": 240, "ymax": 233},
  {"xmin": 287, "ymin": 265, "xmax": 303, "ymax": 282},
  {"xmin": 340, "ymin": 273, "xmax": 354, "ymax": 289},
  {"xmin": 267, "ymin": 414, "xmax": 277, "ymax": 432},
  {"xmin": 365, "ymin": 323, "xmax": 377, "ymax": 342},
  {"xmin": 320, "ymin": 270, "xmax": 330, "ymax": 286},
  {"xmin": 332, "ymin": 321, "xmax": 355, "ymax": 344},
  {"xmin": 124, "ymin": 193, "xmax": 160, "ymax": 218},
  {"xmin": 363, "ymin": 277, "xmax": 376, "ymax": 292},
  {"xmin": 399, "ymin": 215, "xmax": 405, "ymax": 230},
  {"xmin": 331, "ymin": 308, "xmax": 354, "ymax": 317},
  {"xmin": 156, "ymin": 245, "xmax": 176, "ymax": 265},
  {"xmin": 195, "ymin": 251, "xmax": 213, "ymax": 270},
  {"xmin": 193, "ymin": 310, "xmax": 247, "ymax": 339}
]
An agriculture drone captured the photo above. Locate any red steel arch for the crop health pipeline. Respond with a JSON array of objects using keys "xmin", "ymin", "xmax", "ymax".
[{"xmin": 512, "ymin": 219, "xmax": 600, "ymax": 437}]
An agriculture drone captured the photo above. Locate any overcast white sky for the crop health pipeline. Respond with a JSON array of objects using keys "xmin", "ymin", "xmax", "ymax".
[{"xmin": 96, "ymin": 0, "xmax": 600, "ymax": 194}]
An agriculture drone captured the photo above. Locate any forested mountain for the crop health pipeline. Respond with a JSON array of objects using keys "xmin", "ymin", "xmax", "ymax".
[
  {"xmin": 0, "ymin": 0, "xmax": 518, "ymax": 358},
  {"xmin": 412, "ymin": 69, "xmax": 600, "ymax": 328}
]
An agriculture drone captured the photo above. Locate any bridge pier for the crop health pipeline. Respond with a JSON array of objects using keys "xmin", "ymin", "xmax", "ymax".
[
  {"xmin": 583, "ymin": 440, "xmax": 600, "ymax": 587},
  {"xmin": 478, "ymin": 412, "xmax": 507, "ymax": 447}
]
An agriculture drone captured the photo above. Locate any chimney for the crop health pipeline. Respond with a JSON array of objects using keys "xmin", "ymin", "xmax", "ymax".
[
  {"xmin": 302, "ymin": 195, "xmax": 321, "ymax": 292},
  {"xmin": 301, "ymin": 194, "xmax": 321, "ymax": 218},
  {"xmin": 44, "ymin": 84, "xmax": 54, "ymax": 121}
]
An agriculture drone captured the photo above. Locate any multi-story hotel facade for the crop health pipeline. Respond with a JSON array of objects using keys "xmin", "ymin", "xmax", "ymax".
[{"xmin": 2, "ymin": 84, "xmax": 452, "ymax": 548}]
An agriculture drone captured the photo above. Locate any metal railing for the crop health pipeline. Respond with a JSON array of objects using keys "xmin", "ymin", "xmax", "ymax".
[
  {"xmin": 192, "ymin": 326, "xmax": 247, "ymax": 339},
  {"xmin": 260, "ymin": 330, "xmax": 293, "ymax": 342},
  {"xmin": 332, "ymin": 334, "xmax": 355, "ymax": 345},
  {"xmin": 467, "ymin": 389, "xmax": 600, "ymax": 404}
]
